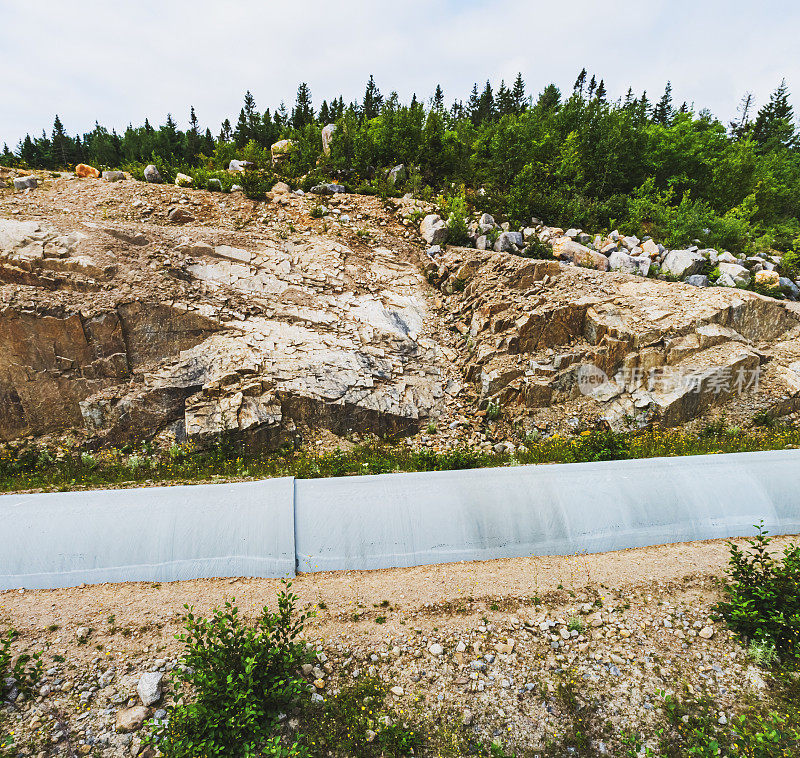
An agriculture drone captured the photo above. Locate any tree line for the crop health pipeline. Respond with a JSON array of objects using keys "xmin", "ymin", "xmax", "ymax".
[{"xmin": 3, "ymin": 71, "xmax": 798, "ymax": 252}]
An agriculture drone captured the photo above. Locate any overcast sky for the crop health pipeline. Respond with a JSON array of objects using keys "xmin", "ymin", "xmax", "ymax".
[{"xmin": 2, "ymin": 0, "xmax": 798, "ymax": 146}]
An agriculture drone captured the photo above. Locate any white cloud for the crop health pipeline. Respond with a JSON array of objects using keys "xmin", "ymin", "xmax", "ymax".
[{"xmin": 1, "ymin": 0, "xmax": 797, "ymax": 146}]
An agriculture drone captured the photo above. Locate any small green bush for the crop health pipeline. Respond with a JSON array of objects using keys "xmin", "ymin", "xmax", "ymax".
[
  {"xmin": 716, "ymin": 523, "xmax": 800, "ymax": 658},
  {"xmin": 240, "ymin": 169, "xmax": 274, "ymax": 201},
  {"xmin": 519, "ymin": 238, "xmax": 555, "ymax": 260},
  {"xmin": 439, "ymin": 187, "xmax": 470, "ymax": 246},
  {"xmin": 153, "ymin": 582, "xmax": 312, "ymax": 757},
  {"xmin": 1, "ymin": 629, "xmax": 42, "ymax": 699}
]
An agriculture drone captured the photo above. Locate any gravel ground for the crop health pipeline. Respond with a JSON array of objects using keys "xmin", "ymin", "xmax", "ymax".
[{"xmin": 2, "ymin": 535, "xmax": 796, "ymax": 756}]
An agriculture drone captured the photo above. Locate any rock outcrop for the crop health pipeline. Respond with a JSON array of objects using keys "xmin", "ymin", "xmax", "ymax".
[{"xmin": 2, "ymin": 173, "xmax": 800, "ymax": 450}]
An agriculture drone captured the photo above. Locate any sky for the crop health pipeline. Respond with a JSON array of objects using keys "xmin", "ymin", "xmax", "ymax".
[{"xmin": 1, "ymin": 0, "xmax": 798, "ymax": 147}]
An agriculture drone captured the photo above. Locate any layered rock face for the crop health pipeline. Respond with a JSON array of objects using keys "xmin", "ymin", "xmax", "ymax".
[
  {"xmin": 424, "ymin": 245, "xmax": 800, "ymax": 430},
  {"xmin": 0, "ymin": 210, "xmax": 450, "ymax": 446},
  {"xmin": 2, "ymin": 174, "xmax": 800, "ymax": 449}
]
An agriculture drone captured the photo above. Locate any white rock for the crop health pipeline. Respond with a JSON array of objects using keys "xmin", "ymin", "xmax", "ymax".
[
  {"xmin": 137, "ymin": 672, "xmax": 163, "ymax": 706},
  {"xmin": 321, "ymin": 124, "xmax": 337, "ymax": 157},
  {"xmin": 662, "ymin": 249, "xmax": 705, "ymax": 278},
  {"xmin": 420, "ymin": 214, "xmax": 447, "ymax": 245}
]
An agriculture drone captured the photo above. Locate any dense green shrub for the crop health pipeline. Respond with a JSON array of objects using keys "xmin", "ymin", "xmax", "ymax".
[
  {"xmin": 153, "ymin": 583, "xmax": 312, "ymax": 757},
  {"xmin": 240, "ymin": 168, "xmax": 275, "ymax": 200},
  {"xmin": 717, "ymin": 524, "xmax": 800, "ymax": 657},
  {"xmin": 519, "ymin": 237, "xmax": 555, "ymax": 260},
  {"xmin": 439, "ymin": 186, "xmax": 471, "ymax": 246}
]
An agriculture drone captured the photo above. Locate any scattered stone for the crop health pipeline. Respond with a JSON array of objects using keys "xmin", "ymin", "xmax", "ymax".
[
  {"xmin": 167, "ymin": 207, "xmax": 195, "ymax": 224},
  {"xmin": 174, "ymin": 173, "xmax": 193, "ymax": 188},
  {"xmin": 13, "ymin": 176, "xmax": 38, "ymax": 191},
  {"xmin": 102, "ymin": 170, "xmax": 125, "ymax": 182},
  {"xmin": 115, "ymin": 706, "xmax": 148, "ymax": 733}
]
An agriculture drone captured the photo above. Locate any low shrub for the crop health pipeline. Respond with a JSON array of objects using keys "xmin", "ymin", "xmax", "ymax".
[
  {"xmin": 716, "ymin": 523, "xmax": 800, "ymax": 658},
  {"xmin": 519, "ymin": 237, "xmax": 555, "ymax": 260},
  {"xmin": 153, "ymin": 582, "xmax": 312, "ymax": 757}
]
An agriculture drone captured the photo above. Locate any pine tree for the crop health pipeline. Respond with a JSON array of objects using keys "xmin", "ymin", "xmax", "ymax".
[
  {"xmin": 432, "ymin": 84, "xmax": 444, "ymax": 112},
  {"xmin": 292, "ymin": 82, "xmax": 314, "ymax": 129},
  {"xmin": 219, "ymin": 119, "xmax": 233, "ymax": 142},
  {"xmin": 186, "ymin": 106, "xmax": 202, "ymax": 163},
  {"xmin": 587, "ymin": 75, "xmax": 597, "ymax": 98},
  {"xmin": 319, "ymin": 100, "xmax": 331, "ymax": 124},
  {"xmin": 467, "ymin": 83, "xmax": 481, "ymax": 123},
  {"xmin": 595, "ymin": 79, "xmax": 607, "ymax": 102},
  {"xmin": 362, "ymin": 75, "xmax": 383, "ymax": 120},
  {"xmin": 512, "ymin": 73, "xmax": 526, "ymax": 113},
  {"xmin": 144, "ymin": 118, "xmax": 153, "ymax": 132},
  {"xmin": 496, "ymin": 80, "xmax": 514, "ymax": 116},
  {"xmin": 752, "ymin": 79, "xmax": 796, "ymax": 150},
  {"xmin": 234, "ymin": 109, "xmax": 249, "ymax": 146},
  {"xmin": 51, "ymin": 114, "xmax": 71, "ymax": 167},
  {"xmin": 276, "ymin": 102, "xmax": 288, "ymax": 127},
  {"xmin": 573, "ymin": 68, "xmax": 587, "ymax": 97},
  {"xmin": 623, "ymin": 87, "xmax": 634, "ymax": 108},
  {"xmin": 535, "ymin": 84, "xmax": 561, "ymax": 112},
  {"xmin": 653, "ymin": 82, "xmax": 674, "ymax": 124},
  {"xmin": 477, "ymin": 81, "xmax": 495, "ymax": 122}
]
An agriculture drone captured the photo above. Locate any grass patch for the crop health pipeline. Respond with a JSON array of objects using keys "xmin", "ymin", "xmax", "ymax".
[{"xmin": 1, "ymin": 426, "xmax": 800, "ymax": 493}]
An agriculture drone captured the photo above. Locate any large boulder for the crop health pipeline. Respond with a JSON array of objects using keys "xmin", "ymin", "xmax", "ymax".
[
  {"xmin": 13, "ymin": 176, "xmax": 38, "ymax": 191},
  {"xmin": 420, "ymin": 214, "xmax": 447, "ymax": 246},
  {"xmin": 552, "ymin": 238, "xmax": 609, "ymax": 271},
  {"xmin": 662, "ymin": 249, "xmax": 705, "ymax": 278},
  {"xmin": 779, "ymin": 277, "xmax": 800, "ymax": 300},
  {"xmin": 75, "ymin": 163, "xmax": 100, "ymax": 179},
  {"xmin": 174, "ymin": 173, "xmax": 193, "ymax": 188},
  {"xmin": 493, "ymin": 231, "xmax": 523, "ymax": 252},
  {"xmin": 641, "ymin": 238, "xmax": 660, "ymax": 257},
  {"xmin": 608, "ymin": 251, "xmax": 637, "ymax": 274},
  {"xmin": 717, "ymin": 262, "xmax": 751, "ymax": 286},
  {"xmin": 321, "ymin": 124, "xmax": 337, "ymax": 157},
  {"xmin": 271, "ymin": 139, "xmax": 294, "ymax": 165},
  {"xmin": 102, "ymin": 171, "xmax": 125, "ymax": 182},
  {"xmin": 755, "ymin": 270, "xmax": 780, "ymax": 289},
  {"xmin": 143, "ymin": 164, "xmax": 162, "ymax": 183},
  {"xmin": 310, "ymin": 183, "xmax": 345, "ymax": 195},
  {"xmin": 228, "ymin": 159, "xmax": 254, "ymax": 173},
  {"xmin": 621, "ymin": 235, "xmax": 641, "ymax": 251},
  {"xmin": 685, "ymin": 274, "xmax": 710, "ymax": 287}
]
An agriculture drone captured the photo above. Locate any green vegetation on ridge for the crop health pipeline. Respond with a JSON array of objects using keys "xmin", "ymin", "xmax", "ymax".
[{"xmin": 3, "ymin": 72, "xmax": 799, "ymax": 256}]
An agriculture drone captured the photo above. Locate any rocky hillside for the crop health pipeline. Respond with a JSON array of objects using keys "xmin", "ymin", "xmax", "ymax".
[{"xmin": 2, "ymin": 167, "xmax": 800, "ymax": 451}]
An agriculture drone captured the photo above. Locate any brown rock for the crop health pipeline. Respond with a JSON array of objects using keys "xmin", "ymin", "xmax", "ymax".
[
  {"xmin": 552, "ymin": 238, "xmax": 609, "ymax": 271},
  {"xmin": 167, "ymin": 207, "xmax": 195, "ymax": 224},
  {"xmin": 115, "ymin": 705, "xmax": 148, "ymax": 733},
  {"xmin": 75, "ymin": 163, "xmax": 100, "ymax": 179}
]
